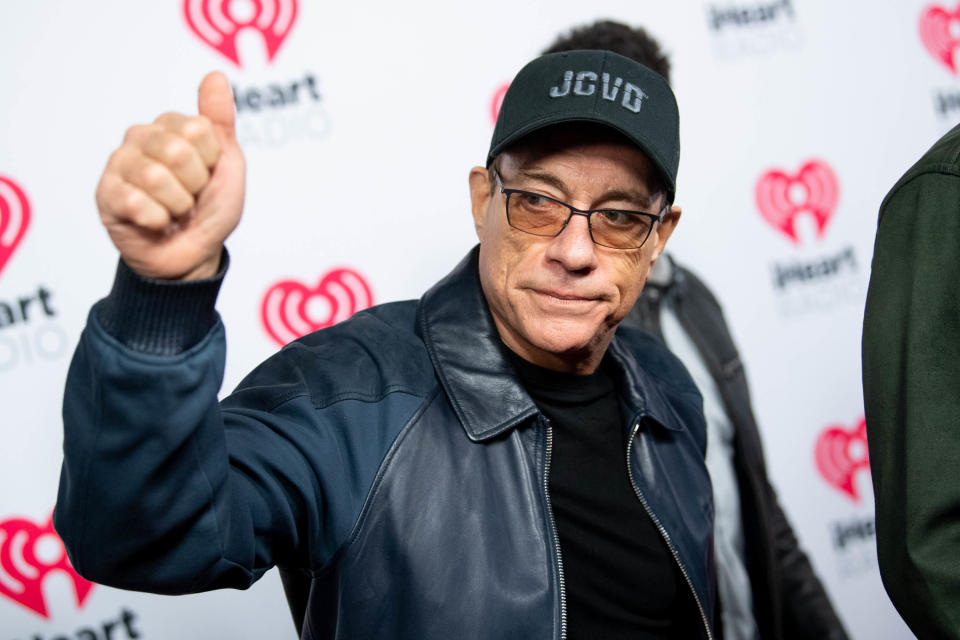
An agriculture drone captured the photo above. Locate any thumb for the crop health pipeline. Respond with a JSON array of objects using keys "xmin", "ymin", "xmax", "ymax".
[{"xmin": 198, "ymin": 71, "xmax": 237, "ymax": 144}]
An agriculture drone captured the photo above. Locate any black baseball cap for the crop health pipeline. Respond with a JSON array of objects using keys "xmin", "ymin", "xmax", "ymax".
[{"xmin": 488, "ymin": 50, "xmax": 680, "ymax": 198}]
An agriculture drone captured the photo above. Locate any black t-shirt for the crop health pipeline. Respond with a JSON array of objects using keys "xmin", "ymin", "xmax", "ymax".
[{"xmin": 506, "ymin": 349, "xmax": 701, "ymax": 639}]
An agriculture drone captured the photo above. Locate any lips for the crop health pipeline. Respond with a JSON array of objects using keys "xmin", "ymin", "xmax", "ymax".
[
  {"xmin": 536, "ymin": 289, "xmax": 599, "ymax": 302},
  {"xmin": 528, "ymin": 288, "xmax": 605, "ymax": 314}
]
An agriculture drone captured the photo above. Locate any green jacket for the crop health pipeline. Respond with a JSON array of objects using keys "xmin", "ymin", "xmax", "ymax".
[{"xmin": 863, "ymin": 122, "xmax": 960, "ymax": 640}]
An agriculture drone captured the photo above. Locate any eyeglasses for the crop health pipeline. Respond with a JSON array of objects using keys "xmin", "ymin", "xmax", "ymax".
[{"xmin": 493, "ymin": 171, "xmax": 665, "ymax": 250}]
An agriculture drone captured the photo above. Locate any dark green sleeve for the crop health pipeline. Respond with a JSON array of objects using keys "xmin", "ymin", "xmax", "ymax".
[{"xmin": 863, "ymin": 163, "xmax": 960, "ymax": 640}]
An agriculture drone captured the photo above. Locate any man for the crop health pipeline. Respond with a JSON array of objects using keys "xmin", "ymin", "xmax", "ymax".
[
  {"xmin": 55, "ymin": 51, "xmax": 715, "ymax": 638},
  {"xmin": 543, "ymin": 20, "xmax": 849, "ymax": 640},
  {"xmin": 863, "ymin": 122, "xmax": 960, "ymax": 640}
]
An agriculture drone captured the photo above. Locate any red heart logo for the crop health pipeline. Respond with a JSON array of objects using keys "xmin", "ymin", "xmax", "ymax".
[
  {"xmin": 920, "ymin": 3, "xmax": 960, "ymax": 74},
  {"xmin": 0, "ymin": 175, "xmax": 31, "ymax": 279},
  {"xmin": 182, "ymin": 0, "xmax": 298, "ymax": 67},
  {"xmin": 0, "ymin": 513, "xmax": 94, "ymax": 619},
  {"xmin": 490, "ymin": 82, "xmax": 510, "ymax": 124},
  {"xmin": 261, "ymin": 268, "xmax": 374, "ymax": 346},
  {"xmin": 814, "ymin": 416, "xmax": 870, "ymax": 502},
  {"xmin": 755, "ymin": 159, "xmax": 839, "ymax": 244}
]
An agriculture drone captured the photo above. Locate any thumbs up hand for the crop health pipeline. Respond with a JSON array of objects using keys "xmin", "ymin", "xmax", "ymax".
[{"xmin": 96, "ymin": 72, "xmax": 246, "ymax": 280}]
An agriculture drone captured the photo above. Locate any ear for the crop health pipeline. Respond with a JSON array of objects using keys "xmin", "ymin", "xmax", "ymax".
[
  {"xmin": 649, "ymin": 204, "xmax": 681, "ymax": 263},
  {"xmin": 468, "ymin": 166, "xmax": 493, "ymax": 239}
]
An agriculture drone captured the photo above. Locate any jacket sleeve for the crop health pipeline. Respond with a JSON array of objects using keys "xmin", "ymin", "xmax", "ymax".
[
  {"xmin": 730, "ymin": 374, "xmax": 849, "ymax": 640},
  {"xmin": 763, "ymin": 481, "xmax": 849, "ymax": 640},
  {"xmin": 668, "ymin": 266, "xmax": 848, "ymax": 639},
  {"xmin": 863, "ymin": 164, "xmax": 960, "ymax": 639},
  {"xmin": 52, "ymin": 257, "xmax": 395, "ymax": 595}
]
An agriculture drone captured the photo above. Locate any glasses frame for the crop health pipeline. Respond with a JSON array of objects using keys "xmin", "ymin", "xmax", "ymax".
[{"xmin": 493, "ymin": 170, "xmax": 666, "ymax": 250}]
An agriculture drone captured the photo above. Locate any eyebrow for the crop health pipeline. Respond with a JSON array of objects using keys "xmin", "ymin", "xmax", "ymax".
[{"xmin": 513, "ymin": 168, "xmax": 658, "ymax": 210}]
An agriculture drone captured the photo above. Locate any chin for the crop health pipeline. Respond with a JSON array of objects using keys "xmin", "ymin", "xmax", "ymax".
[{"xmin": 526, "ymin": 321, "xmax": 605, "ymax": 358}]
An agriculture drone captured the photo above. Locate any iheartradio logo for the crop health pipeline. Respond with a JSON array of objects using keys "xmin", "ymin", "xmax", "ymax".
[
  {"xmin": 490, "ymin": 82, "xmax": 510, "ymax": 124},
  {"xmin": 814, "ymin": 416, "xmax": 870, "ymax": 502},
  {"xmin": 0, "ymin": 514, "xmax": 93, "ymax": 618},
  {"xmin": 920, "ymin": 4, "xmax": 960, "ymax": 74},
  {"xmin": 755, "ymin": 160, "xmax": 839, "ymax": 244},
  {"xmin": 261, "ymin": 268, "xmax": 374, "ymax": 346},
  {"xmin": 183, "ymin": 0, "xmax": 298, "ymax": 67},
  {"xmin": 0, "ymin": 175, "xmax": 31, "ymax": 279}
]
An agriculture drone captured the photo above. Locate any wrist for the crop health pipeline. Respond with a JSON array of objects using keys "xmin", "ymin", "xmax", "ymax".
[
  {"xmin": 95, "ymin": 248, "xmax": 229, "ymax": 354},
  {"xmin": 180, "ymin": 253, "xmax": 223, "ymax": 281}
]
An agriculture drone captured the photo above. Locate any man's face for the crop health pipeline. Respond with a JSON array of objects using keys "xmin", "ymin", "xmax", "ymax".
[{"xmin": 468, "ymin": 130, "xmax": 679, "ymax": 374}]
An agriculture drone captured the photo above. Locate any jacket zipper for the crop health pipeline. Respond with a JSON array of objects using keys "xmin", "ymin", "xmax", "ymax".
[
  {"xmin": 542, "ymin": 418, "xmax": 568, "ymax": 640},
  {"xmin": 626, "ymin": 421, "xmax": 713, "ymax": 640}
]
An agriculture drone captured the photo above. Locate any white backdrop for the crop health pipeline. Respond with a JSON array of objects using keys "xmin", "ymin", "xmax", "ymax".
[{"xmin": 1, "ymin": 0, "xmax": 953, "ymax": 637}]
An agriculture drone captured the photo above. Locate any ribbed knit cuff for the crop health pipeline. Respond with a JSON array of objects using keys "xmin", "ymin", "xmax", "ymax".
[{"xmin": 94, "ymin": 250, "xmax": 229, "ymax": 355}]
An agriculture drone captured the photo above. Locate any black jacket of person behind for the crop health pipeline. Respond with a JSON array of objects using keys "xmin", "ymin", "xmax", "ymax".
[{"xmin": 623, "ymin": 257, "xmax": 849, "ymax": 640}]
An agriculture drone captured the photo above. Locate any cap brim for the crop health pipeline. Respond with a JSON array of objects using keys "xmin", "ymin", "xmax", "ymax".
[{"xmin": 487, "ymin": 115, "xmax": 676, "ymax": 198}]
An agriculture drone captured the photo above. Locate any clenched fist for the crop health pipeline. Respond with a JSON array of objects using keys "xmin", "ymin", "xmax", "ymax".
[{"xmin": 96, "ymin": 72, "xmax": 245, "ymax": 280}]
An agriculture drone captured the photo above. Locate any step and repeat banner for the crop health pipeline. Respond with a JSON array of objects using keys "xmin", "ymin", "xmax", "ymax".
[{"xmin": 0, "ymin": 1, "xmax": 954, "ymax": 638}]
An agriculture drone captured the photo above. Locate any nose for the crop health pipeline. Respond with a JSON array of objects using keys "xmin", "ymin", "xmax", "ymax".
[{"xmin": 544, "ymin": 212, "xmax": 598, "ymax": 272}]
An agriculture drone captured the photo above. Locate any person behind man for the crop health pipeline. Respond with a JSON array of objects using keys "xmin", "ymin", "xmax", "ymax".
[
  {"xmin": 863, "ymin": 123, "xmax": 960, "ymax": 640},
  {"xmin": 541, "ymin": 20, "xmax": 849, "ymax": 640},
  {"xmin": 55, "ymin": 50, "xmax": 717, "ymax": 638}
]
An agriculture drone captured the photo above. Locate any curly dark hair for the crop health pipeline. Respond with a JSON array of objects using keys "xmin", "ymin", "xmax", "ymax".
[{"xmin": 541, "ymin": 19, "xmax": 671, "ymax": 83}]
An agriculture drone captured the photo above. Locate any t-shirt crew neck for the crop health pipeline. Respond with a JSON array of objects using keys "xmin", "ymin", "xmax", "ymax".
[{"xmin": 504, "ymin": 348, "xmax": 700, "ymax": 639}]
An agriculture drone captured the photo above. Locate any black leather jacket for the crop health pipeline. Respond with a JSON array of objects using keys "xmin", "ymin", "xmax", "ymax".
[
  {"xmin": 624, "ymin": 256, "xmax": 849, "ymax": 640},
  {"xmin": 56, "ymin": 247, "xmax": 716, "ymax": 639}
]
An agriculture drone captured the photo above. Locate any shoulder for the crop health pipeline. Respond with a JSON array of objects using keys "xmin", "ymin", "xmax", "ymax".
[
  {"xmin": 227, "ymin": 300, "xmax": 436, "ymax": 411},
  {"xmin": 880, "ymin": 123, "xmax": 960, "ymax": 223},
  {"xmin": 910, "ymin": 122, "xmax": 960, "ymax": 171}
]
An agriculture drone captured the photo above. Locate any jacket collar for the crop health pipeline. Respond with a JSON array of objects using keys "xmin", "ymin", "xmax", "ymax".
[
  {"xmin": 645, "ymin": 251, "xmax": 675, "ymax": 289},
  {"xmin": 606, "ymin": 336, "xmax": 687, "ymax": 432},
  {"xmin": 418, "ymin": 246, "xmax": 687, "ymax": 441}
]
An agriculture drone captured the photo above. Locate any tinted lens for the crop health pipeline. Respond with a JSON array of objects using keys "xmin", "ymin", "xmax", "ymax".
[
  {"xmin": 591, "ymin": 210, "xmax": 655, "ymax": 249},
  {"xmin": 506, "ymin": 191, "xmax": 569, "ymax": 236}
]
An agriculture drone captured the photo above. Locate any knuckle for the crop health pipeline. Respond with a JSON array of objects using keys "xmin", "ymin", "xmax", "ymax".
[
  {"xmin": 105, "ymin": 148, "xmax": 125, "ymax": 172},
  {"xmin": 153, "ymin": 111, "xmax": 181, "ymax": 126},
  {"xmin": 122, "ymin": 123, "xmax": 155, "ymax": 144},
  {"xmin": 132, "ymin": 205, "xmax": 165, "ymax": 229},
  {"xmin": 97, "ymin": 175, "xmax": 127, "ymax": 216},
  {"xmin": 188, "ymin": 169, "xmax": 210, "ymax": 193},
  {"xmin": 162, "ymin": 139, "xmax": 194, "ymax": 168},
  {"xmin": 122, "ymin": 188, "xmax": 146, "ymax": 215},
  {"xmin": 113, "ymin": 146, "xmax": 142, "ymax": 172},
  {"xmin": 122, "ymin": 125, "xmax": 142, "ymax": 144},
  {"xmin": 182, "ymin": 115, "xmax": 212, "ymax": 141},
  {"xmin": 172, "ymin": 193, "xmax": 196, "ymax": 215},
  {"xmin": 141, "ymin": 162, "xmax": 169, "ymax": 191}
]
